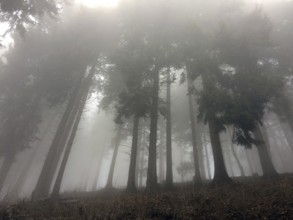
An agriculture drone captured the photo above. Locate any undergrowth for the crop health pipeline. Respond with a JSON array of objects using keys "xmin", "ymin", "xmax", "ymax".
[{"xmin": 1, "ymin": 175, "xmax": 293, "ymax": 219}]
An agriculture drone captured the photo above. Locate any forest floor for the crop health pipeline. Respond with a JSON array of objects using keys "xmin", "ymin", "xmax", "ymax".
[{"xmin": 1, "ymin": 174, "xmax": 293, "ymax": 219}]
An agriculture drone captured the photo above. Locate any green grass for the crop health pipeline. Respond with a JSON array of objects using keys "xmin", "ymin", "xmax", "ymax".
[{"xmin": 1, "ymin": 175, "xmax": 293, "ymax": 219}]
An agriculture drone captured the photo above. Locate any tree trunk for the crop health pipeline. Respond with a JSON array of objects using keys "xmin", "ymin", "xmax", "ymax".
[
  {"xmin": 135, "ymin": 128, "xmax": 142, "ymax": 187},
  {"xmin": 32, "ymin": 72, "xmax": 85, "ymax": 200},
  {"xmin": 230, "ymin": 145, "xmax": 245, "ymax": 176},
  {"xmin": 106, "ymin": 126, "xmax": 122, "ymax": 189},
  {"xmin": 224, "ymin": 145, "xmax": 234, "ymax": 177},
  {"xmin": 51, "ymin": 66, "xmax": 95, "ymax": 199},
  {"xmin": 91, "ymin": 144, "xmax": 107, "ymax": 191},
  {"xmin": 187, "ymin": 76, "xmax": 202, "ymax": 185},
  {"xmin": 245, "ymin": 149, "xmax": 254, "ymax": 175},
  {"xmin": 279, "ymin": 121, "xmax": 293, "ymax": 154},
  {"xmin": 165, "ymin": 69, "xmax": 173, "ymax": 189},
  {"xmin": 50, "ymin": 92, "xmax": 86, "ymax": 199},
  {"xmin": 13, "ymin": 106, "xmax": 59, "ymax": 194},
  {"xmin": 146, "ymin": 65, "xmax": 160, "ymax": 192},
  {"xmin": 139, "ymin": 130, "xmax": 146, "ymax": 188},
  {"xmin": 202, "ymin": 130, "xmax": 211, "ymax": 180},
  {"xmin": 126, "ymin": 115, "xmax": 140, "ymax": 193},
  {"xmin": 208, "ymin": 116, "xmax": 232, "ymax": 185},
  {"xmin": 0, "ymin": 156, "xmax": 14, "ymax": 193},
  {"xmin": 0, "ymin": 93, "xmax": 42, "ymax": 193},
  {"xmin": 254, "ymin": 124, "xmax": 278, "ymax": 178},
  {"xmin": 205, "ymin": 144, "xmax": 211, "ymax": 180},
  {"xmin": 158, "ymin": 124, "xmax": 165, "ymax": 184},
  {"xmin": 197, "ymin": 124, "xmax": 206, "ymax": 180},
  {"xmin": 227, "ymin": 128, "xmax": 245, "ymax": 176},
  {"xmin": 264, "ymin": 124, "xmax": 286, "ymax": 172}
]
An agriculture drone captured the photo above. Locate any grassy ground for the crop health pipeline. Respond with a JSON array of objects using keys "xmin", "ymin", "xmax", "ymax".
[{"xmin": 1, "ymin": 175, "xmax": 293, "ymax": 219}]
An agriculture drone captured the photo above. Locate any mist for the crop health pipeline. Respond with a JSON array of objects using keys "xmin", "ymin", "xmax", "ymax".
[{"xmin": 1, "ymin": 0, "xmax": 293, "ymax": 218}]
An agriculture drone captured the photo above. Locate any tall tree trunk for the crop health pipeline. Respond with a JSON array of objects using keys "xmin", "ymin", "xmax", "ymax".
[
  {"xmin": 0, "ymin": 156, "xmax": 14, "ymax": 193},
  {"xmin": 203, "ymin": 129, "xmax": 211, "ymax": 180},
  {"xmin": 230, "ymin": 145, "xmax": 245, "ymax": 176},
  {"xmin": 13, "ymin": 113, "xmax": 55, "ymax": 193},
  {"xmin": 197, "ymin": 124, "xmax": 206, "ymax": 180},
  {"xmin": 146, "ymin": 66, "xmax": 160, "ymax": 192},
  {"xmin": 106, "ymin": 126, "xmax": 122, "ymax": 189},
  {"xmin": 139, "ymin": 130, "xmax": 146, "ymax": 188},
  {"xmin": 279, "ymin": 121, "xmax": 293, "ymax": 154},
  {"xmin": 245, "ymin": 149, "xmax": 254, "ymax": 175},
  {"xmin": 135, "ymin": 128, "xmax": 142, "ymax": 187},
  {"xmin": 51, "ymin": 67, "xmax": 95, "ymax": 199},
  {"xmin": 91, "ymin": 158, "xmax": 102, "ymax": 191},
  {"xmin": 264, "ymin": 124, "xmax": 286, "ymax": 172},
  {"xmin": 91, "ymin": 144, "xmax": 107, "ymax": 191},
  {"xmin": 165, "ymin": 69, "xmax": 173, "ymax": 189},
  {"xmin": 32, "ymin": 72, "xmax": 85, "ymax": 200},
  {"xmin": 254, "ymin": 124, "xmax": 278, "ymax": 178},
  {"xmin": 205, "ymin": 144, "xmax": 211, "ymax": 180},
  {"xmin": 223, "ymin": 145, "xmax": 233, "ymax": 177},
  {"xmin": 0, "ymin": 93, "xmax": 42, "ymax": 193},
  {"xmin": 126, "ymin": 115, "xmax": 140, "ymax": 193},
  {"xmin": 158, "ymin": 124, "xmax": 165, "ymax": 184},
  {"xmin": 227, "ymin": 128, "xmax": 245, "ymax": 176},
  {"xmin": 208, "ymin": 116, "xmax": 232, "ymax": 185},
  {"xmin": 187, "ymin": 76, "xmax": 202, "ymax": 185},
  {"xmin": 50, "ymin": 92, "xmax": 86, "ymax": 199}
]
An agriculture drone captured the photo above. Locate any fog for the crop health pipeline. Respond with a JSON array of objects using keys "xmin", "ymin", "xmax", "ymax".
[{"xmin": 1, "ymin": 0, "xmax": 293, "ymax": 216}]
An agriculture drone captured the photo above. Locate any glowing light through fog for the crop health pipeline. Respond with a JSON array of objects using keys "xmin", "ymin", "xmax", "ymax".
[{"xmin": 81, "ymin": 0, "xmax": 119, "ymax": 8}]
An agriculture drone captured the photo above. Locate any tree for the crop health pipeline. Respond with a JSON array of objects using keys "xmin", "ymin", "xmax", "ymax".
[
  {"xmin": 253, "ymin": 124, "xmax": 278, "ymax": 178},
  {"xmin": 30, "ymin": 8, "xmax": 119, "ymax": 199},
  {"xmin": 50, "ymin": 64, "xmax": 96, "ymax": 199},
  {"xmin": 186, "ymin": 70, "xmax": 202, "ymax": 185},
  {"xmin": 182, "ymin": 7, "xmax": 284, "ymax": 185},
  {"xmin": 105, "ymin": 125, "xmax": 123, "ymax": 189},
  {"xmin": 165, "ymin": 68, "xmax": 174, "ymax": 189},
  {"xmin": 0, "ymin": 0, "xmax": 62, "ymax": 45},
  {"xmin": 227, "ymin": 128, "xmax": 245, "ymax": 176}
]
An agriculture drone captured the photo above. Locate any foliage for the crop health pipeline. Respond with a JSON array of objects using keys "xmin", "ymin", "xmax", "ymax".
[
  {"xmin": 188, "ymin": 7, "xmax": 285, "ymax": 148},
  {"xmin": 0, "ymin": 0, "xmax": 63, "ymax": 42}
]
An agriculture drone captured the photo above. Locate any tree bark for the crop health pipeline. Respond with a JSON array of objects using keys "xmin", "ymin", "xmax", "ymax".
[
  {"xmin": 126, "ymin": 115, "xmax": 140, "ymax": 193},
  {"xmin": 51, "ymin": 66, "xmax": 95, "ymax": 199},
  {"xmin": 202, "ymin": 130, "xmax": 211, "ymax": 180},
  {"xmin": 0, "ymin": 156, "xmax": 14, "ymax": 193},
  {"xmin": 106, "ymin": 126, "xmax": 122, "ymax": 189},
  {"xmin": 279, "ymin": 121, "xmax": 293, "ymax": 154},
  {"xmin": 0, "ymin": 93, "xmax": 42, "ymax": 193},
  {"xmin": 146, "ymin": 65, "xmax": 160, "ymax": 192},
  {"xmin": 230, "ymin": 145, "xmax": 245, "ymax": 176},
  {"xmin": 165, "ymin": 69, "xmax": 173, "ymax": 189},
  {"xmin": 208, "ymin": 116, "xmax": 232, "ymax": 185},
  {"xmin": 187, "ymin": 76, "xmax": 202, "ymax": 185},
  {"xmin": 32, "ymin": 72, "xmax": 85, "ymax": 200},
  {"xmin": 50, "ymin": 91, "xmax": 87, "ymax": 199},
  {"xmin": 245, "ymin": 149, "xmax": 254, "ymax": 175},
  {"xmin": 227, "ymin": 128, "xmax": 245, "ymax": 176},
  {"xmin": 158, "ymin": 124, "xmax": 165, "ymax": 184},
  {"xmin": 254, "ymin": 124, "xmax": 278, "ymax": 178},
  {"xmin": 13, "ymin": 109, "xmax": 56, "ymax": 193},
  {"xmin": 205, "ymin": 144, "xmax": 211, "ymax": 180},
  {"xmin": 91, "ymin": 144, "xmax": 107, "ymax": 191},
  {"xmin": 264, "ymin": 124, "xmax": 286, "ymax": 172},
  {"xmin": 197, "ymin": 124, "xmax": 206, "ymax": 180},
  {"xmin": 139, "ymin": 130, "xmax": 146, "ymax": 188},
  {"xmin": 224, "ymin": 145, "xmax": 234, "ymax": 177},
  {"xmin": 135, "ymin": 127, "xmax": 142, "ymax": 187}
]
